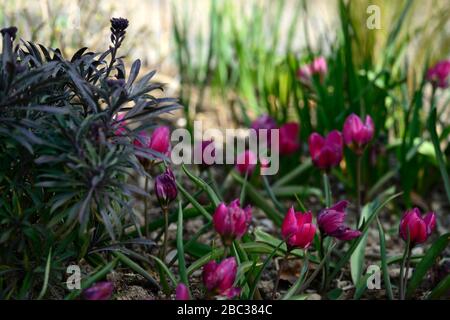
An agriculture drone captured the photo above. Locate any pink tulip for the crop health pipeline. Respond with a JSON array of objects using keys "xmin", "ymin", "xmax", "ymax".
[
  {"xmin": 134, "ymin": 126, "xmax": 171, "ymax": 158},
  {"xmin": 426, "ymin": 60, "xmax": 450, "ymax": 89},
  {"xmin": 399, "ymin": 208, "xmax": 436, "ymax": 246},
  {"xmin": 203, "ymin": 257, "xmax": 240, "ymax": 298},
  {"xmin": 83, "ymin": 281, "xmax": 114, "ymax": 300},
  {"xmin": 343, "ymin": 114, "xmax": 374, "ymax": 155},
  {"xmin": 213, "ymin": 199, "xmax": 252, "ymax": 244},
  {"xmin": 281, "ymin": 207, "xmax": 316, "ymax": 249},
  {"xmin": 279, "ymin": 122, "xmax": 300, "ymax": 155},
  {"xmin": 235, "ymin": 150, "xmax": 257, "ymax": 175},
  {"xmin": 175, "ymin": 283, "xmax": 191, "ymax": 300},
  {"xmin": 317, "ymin": 200, "xmax": 361, "ymax": 241},
  {"xmin": 297, "ymin": 57, "xmax": 328, "ymax": 85},
  {"xmin": 154, "ymin": 168, "xmax": 177, "ymax": 207},
  {"xmin": 308, "ymin": 130, "xmax": 343, "ymax": 170},
  {"xmin": 251, "ymin": 114, "xmax": 277, "ymax": 146}
]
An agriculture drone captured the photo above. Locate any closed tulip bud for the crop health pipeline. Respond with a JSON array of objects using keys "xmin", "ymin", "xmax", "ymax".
[
  {"xmin": 308, "ymin": 130, "xmax": 343, "ymax": 170},
  {"xmin": 281, "ymin": 207, "xmax": 316, "ymax": 249},
  {"xmin": 203, "ymin": 257, "xmax": 240, "ymax": 298},
  {"xmin": 235, "ymin": 150, "xmax": 257, "ymax": 175},
  {"xmin": 399, "ymin": 208, "xmax": 436, "ymax": 246},
  {"xmin": 251, "ymin": 115, "xmax": 277, "ymax": 146},
  {"xmin": 343, "ymin": 114, "xmax": 374, "ymax": 155},
  {"xmin": 297, "ymin": 57, "xmax": 328, "ymax": 86},
  {"xmin": 83, "ymin": 281, "xmax": 114, "ymax": 300},
  {"xmin": 279, "ymin": 122, "xmax": 300, "ymax": 155},
  {"xmin": 213, "ymin": 199, "xmax": 252, "ymax": 245},
  {"xmin": 317, "ymin": 200, "xmax": 361, "ymax": 241},
  {"xmin": 426, "ymin": 60, "xmax": 450, "ymax": 89},
  {"xmin": 175, "ymin": 283, "xmax": 191, "ymax": 300},
  {"xmin": 149, "ymin": 126, "xmax": 171, "ymax": 155},
  {"xmin": 155, "ymin": 168, "xmax": 177, "ymax": 207}
]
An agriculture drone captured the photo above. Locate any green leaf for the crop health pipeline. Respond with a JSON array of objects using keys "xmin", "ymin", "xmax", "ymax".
[
  {"xmin": 350, "ymin": 201, "xmax": 376, "ymax": 285},
  {"xmin": 376, "ymin": 217, "xmax": 393, "ymax": 300},
  {"xmin": 37, "ymin": 248, "xmax": 52, "ymax": 300},
  {"xmin": 427, "ymin": 274, "xmax": 450, "ymax": 299},
  {"xmin": 177, "ymin": 201, "xmax": 188, "ymax": 285},
  {"xmin": 406, "ymin": 233, "xmax": 450, "ymax": 298}
]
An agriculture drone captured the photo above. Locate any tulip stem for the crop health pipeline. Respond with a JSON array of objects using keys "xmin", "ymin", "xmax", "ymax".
[
  {"xmin": 144, "ymin": 175, "xmax": 149, "ymax": 238},
  {"xmin": 399, "ymin": 237, "xmax": 411, "ymax": 300},
  {"xmin": 323, "ymin": 173, "xmax": 331, "ymax": 208},
  {"xmin": 319, "ymin": 234, "xmax": 329, "ymax": 292},
  {"xmin": 356, "ymin": 155, "xmax": 362, "ymax": 228},
  {"xmin": 161, "ymin": 206, "xmax": 169, "ymax": 261}
]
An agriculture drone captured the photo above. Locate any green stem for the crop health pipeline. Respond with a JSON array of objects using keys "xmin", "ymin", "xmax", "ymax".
[
  {"xmin": 399, "ymin": 238, "xmax": 411, "ymax": 300},
  {"xmin": 319, "ymin": 234, "xmax": 328, "ymax": 292},
  {"xmin": 356, "ymin": 155, "xmax": 362, "ymax": 227},
  {"xmin": 144, "ymin": 176, "xmax": 149, "ymax": 238},
  {"xmin": 323, "ymin": 172, "xmax": 332, "ymax": 207}
]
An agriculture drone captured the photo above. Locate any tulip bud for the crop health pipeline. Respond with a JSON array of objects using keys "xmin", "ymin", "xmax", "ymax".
[
  {"xmin": 297, "ymin": 57, "xmax": 328, "ymax": 86},
  {"xmin": 213, "ymin": 199, "xmax": 252, "ymax": 245},
  {"xmin": 308, "ymin": 130, "xmax": 343, "ymax": 170},
  {"xmin": 399, "ymin": 208, "xmax": 436, "ymax": 246},
  {"xmin": 281, "ymin": 207, "xmax": 316, "ymax": 249},
  {"xmin": 202, "ymin": 257, "xmax": 240, "ymax": 298},
  {"xmin": 235, "ymin": 150, "xmax": 257, "ymax": 175},
  {"xmin": 317, "ymin": 200, "xmax": 361, "ymax": 241},
  {"xmin": 83, "ymin": 281, "xmax": 114, "ymax": 300},
  {"xmin": 155, "ymin": 168, "xmax": 177, "ymax": 208},
  {"xmin": 279, "ymin": 122, "xmax": 300, "ymax": 155},
  {"xmin": 426, "ymin": 60, "xmax": 450, "ymax": 89},
  {"xmin": 343, "ymin": 114, "xmax": 374, "ymax": 155},
  {"xmin": 251, "ymin": 115, "xmax": 277, "ymax": 146},
  {"xmin": 175, "ymin": 283, "xmax": 191, "ymax": 300},
  {"xmin": 149, "ymin": 126, "xmax": 171, "ymax": 155}
]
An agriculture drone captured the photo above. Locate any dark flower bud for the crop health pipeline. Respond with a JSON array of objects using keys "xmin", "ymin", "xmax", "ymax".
[
  {"xmin": 155, "ymin": 168, "xmax": 178, "ymax": 207},
  {"xmin": 110, "ymin": 18, "xmax": 129, "ymax": 33},
  {"xmin": 1, "ymin": 26, "xmax": 18, "ymax": 40}
]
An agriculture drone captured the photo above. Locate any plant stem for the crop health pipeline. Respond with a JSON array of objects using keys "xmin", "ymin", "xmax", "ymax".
[
  {"xmin": 161, "ymin": 206, "xmax": 169, "ymax": 261},
  {"xmin": 399, "ymin": 239, "xmax": 411, "ymax": 300},
  {"xmin": 356, "ymin": 155, "xmax": 362, "ymax": 227},
  {"xmin": 319, "ymin": 234, "xmax": 328, "ymax": 292},
  {"xmin": 323, "ymin": 172, "xmax": 332, "ymax": 207},
  {"xmin": 144, "ymin": 175, "xmax": 149, "ymax": 238}
]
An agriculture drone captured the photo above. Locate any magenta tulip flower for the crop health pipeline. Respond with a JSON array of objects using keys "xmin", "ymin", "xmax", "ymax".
[
  {"xmin": 318, "ymin": 200, "xmax": 361, "ymax": 241},
  {"xmin": 175, "ymin": 283, "xmax": 191, "ymax": 300},
  {"xmin": 213, "ymin": 199, "xmax": 252, "ymax": 245},
  {"xmin": 203, "ymin": 257, "xmax": 240, "ymax": 298},
  {"xmin": 297, "ymin": 56, "xmax": 328, "ymax": 85},
  {"xmin": 83, "ymin": 281, "xmax": 114, "ymax": 300},
  {"xmin": 308, "ymin": 130, "xmax": 343, "ymax": 170},
  {"xmin": 343, "ymin": 114, "xmax": 374, "ymax": 155},
  {"xmin": 399, "ymin": 208, "xmax": 436, "ymax": 246},
  {"xmin": 426, "ymin": 60, "xmax": 450, "ymax": 89},
  {"xmin": 281, "ymin": 207, "xmax": 316, "ymax": 249},
  {"xmin": 251, "ymin": 114, "xmax": 277, "ymax": 146},
  {"xmin": 235, "ymin": 150, "xmax": 257, "ymax": 175},
  {"xmin": 134, "ymin": 126, "xmax": 171, "ymax": 157},
  {"xmin": 154, "ymin": 168, "xmax": 177, "ymax": 207},
  {"xmin": 279, "ymin": 122, "xmax": 300, "ymax": 155}
]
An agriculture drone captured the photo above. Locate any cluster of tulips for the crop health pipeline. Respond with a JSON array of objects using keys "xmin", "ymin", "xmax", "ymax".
[{"xmin": 80, "ymin": 57, "xmax": 450, "ymax": 300}]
